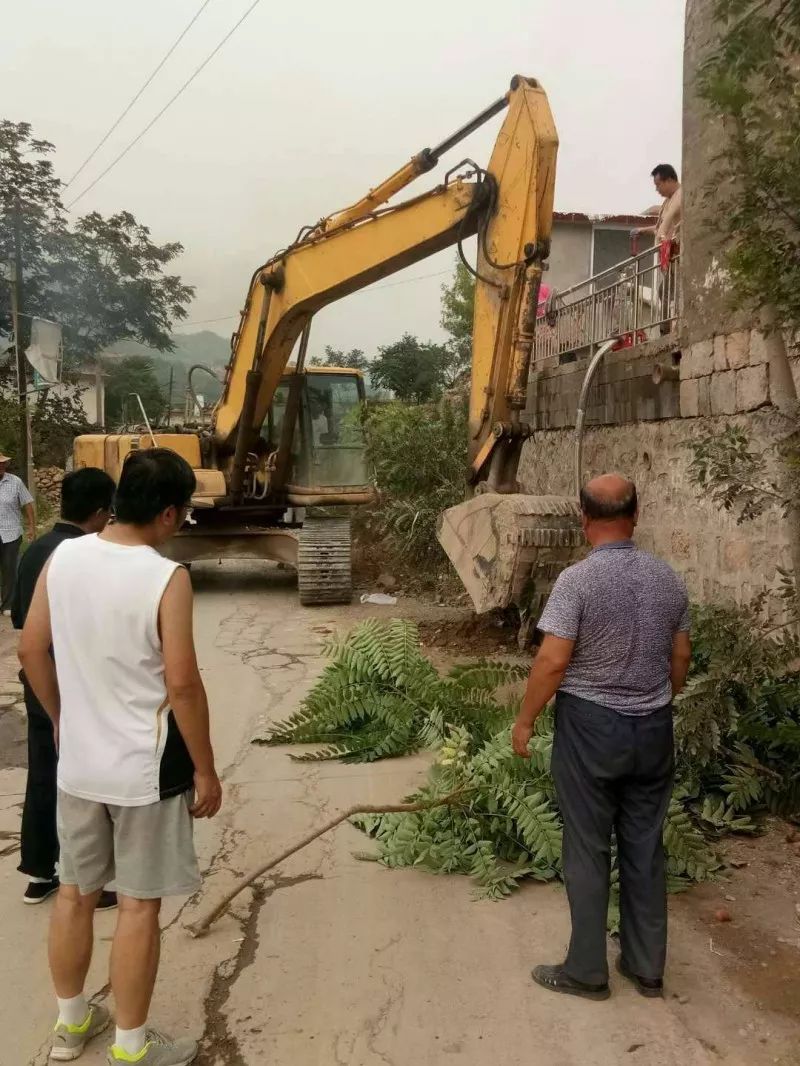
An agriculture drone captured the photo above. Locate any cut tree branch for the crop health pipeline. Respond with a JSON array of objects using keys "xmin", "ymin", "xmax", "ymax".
[{"xmin": 185, "ymin": 786, "xmax": 471, "ymax": 937}]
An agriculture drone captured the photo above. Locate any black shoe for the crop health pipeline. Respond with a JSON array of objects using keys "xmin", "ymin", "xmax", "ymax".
[
  {"xmin": 97, "ymin": 890, "xmax": 118, "ymax": 911},
  {"xmin": 23, "ymin": 877, "xmax": 60, "ymax": 905},
  {"xmin": 616, "ymin": 955, "xmax": 664, "ymax": 998},
  {"xmin": 532, "ymin": 963, "xmax": 610, "ymax": 1001}
]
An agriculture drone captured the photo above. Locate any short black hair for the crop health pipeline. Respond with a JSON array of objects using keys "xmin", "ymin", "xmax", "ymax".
[
  {"xmin": 651, "ymin": 163, "xmax": 678, "ymax": 182},
  {"xmin": 580, "ymin": 482, "xmax": 638, "ymax": 520},
  {"xmin": 114, "ymin": 448, "xmax": 196, "ymax": 525},
  {"xmin": 61, "ymin": 468, "xmax": 115, "ymax": 523}
]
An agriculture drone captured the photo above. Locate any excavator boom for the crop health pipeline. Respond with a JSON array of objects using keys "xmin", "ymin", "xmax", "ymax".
[
  {"xmin": 75, "ymin": 76, "xmax": 585, "ymax": 618},
  {"xmin": 213, "ymin": 76, "xmax": 558, "ymax": 496}
]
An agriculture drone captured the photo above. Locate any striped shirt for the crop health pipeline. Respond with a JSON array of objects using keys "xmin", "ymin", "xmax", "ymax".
[
  {"xmin": 0, "ymin": 473, "xmax": 34, "ymax": 543},
  {"xmin": 538, "ymin": 541, "xmax": 690, "ymax": 715}
]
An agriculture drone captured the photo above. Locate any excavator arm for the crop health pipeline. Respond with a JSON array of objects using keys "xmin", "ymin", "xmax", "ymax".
[{"xmin": 213, "ymin": 75, "xmax": 557, "ymax": 499}]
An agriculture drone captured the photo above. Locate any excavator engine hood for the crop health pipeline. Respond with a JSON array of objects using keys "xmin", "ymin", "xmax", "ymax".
[{"xmin": 437, "ymin": 493, "xmax": 585, "ymax": 617}]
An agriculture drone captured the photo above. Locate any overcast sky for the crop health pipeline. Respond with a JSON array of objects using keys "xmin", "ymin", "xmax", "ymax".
[{"xmin": 3, "ymin": 0, "xmax": 685, "ymax": 360}]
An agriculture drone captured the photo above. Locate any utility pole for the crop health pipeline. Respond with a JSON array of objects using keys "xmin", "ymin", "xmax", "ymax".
[{"xmin": 10, "ymin": 194, "xmax": 32, "ymax": 488}]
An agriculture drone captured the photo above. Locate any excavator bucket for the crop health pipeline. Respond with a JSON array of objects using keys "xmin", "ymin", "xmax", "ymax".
[{"xmin": 437, "ymin": 493, "xmax": 585, "ymax": 617}]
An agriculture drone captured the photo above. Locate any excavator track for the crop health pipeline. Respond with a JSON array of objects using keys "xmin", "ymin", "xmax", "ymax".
[{"xmin": 297, "ymin": 517, "xmax": 353, "ymax": 606}]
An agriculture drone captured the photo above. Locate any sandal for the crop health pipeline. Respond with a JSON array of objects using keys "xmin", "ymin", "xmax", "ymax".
[
  {"xmin": 532, "ymin": 964, "xmax": 610, "ymax": 1001},
  {"xmin": 616, "ymin": 955, "xmax": 664, "ymax": 998}
]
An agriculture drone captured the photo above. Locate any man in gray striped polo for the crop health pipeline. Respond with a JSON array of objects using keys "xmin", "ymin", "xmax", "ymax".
[{"xmin": 512, "ymin": 474, "xmax": 692, "ymax": 1000}]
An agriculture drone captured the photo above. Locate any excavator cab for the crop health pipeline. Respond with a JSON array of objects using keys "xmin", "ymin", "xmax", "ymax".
[{"xmin": 266, "ymin": 368, "xmax": 370, "ymax": 494}]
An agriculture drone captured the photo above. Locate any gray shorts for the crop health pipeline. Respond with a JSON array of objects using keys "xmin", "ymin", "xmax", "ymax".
[{"xmin": 57, "ymin": 790, "xmax": 201, "ymax": 900}]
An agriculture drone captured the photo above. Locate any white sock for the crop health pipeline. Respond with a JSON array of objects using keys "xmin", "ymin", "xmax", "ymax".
[
  {"xmin": 29, "ymin": 875, "xmax": 54, "ymax": 884},
  {"xmin": 56, "ymin": 993, "xmax": 89, "ymax": 1027},
  {"xmin": 115, "ymin": 1026, "xmax": 147, "ymax": 1056}
]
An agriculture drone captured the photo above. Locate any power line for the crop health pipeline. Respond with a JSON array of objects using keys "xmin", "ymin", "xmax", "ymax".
[
  {"xmin": 63, "ymin": 0, "xmax": 214, "ymax": 190},
  {"xmin": 181, "ymin": 268, "xmax": 454, "ymax": 326},
  {"xmin": 66, "ymin": 0, "xmax": 265, "ymax": 209}
]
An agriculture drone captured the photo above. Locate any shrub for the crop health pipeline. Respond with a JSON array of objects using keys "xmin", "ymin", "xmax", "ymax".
[{"xmin": 362, "ymin": 399, "xmax": 468, "ymax": 564}]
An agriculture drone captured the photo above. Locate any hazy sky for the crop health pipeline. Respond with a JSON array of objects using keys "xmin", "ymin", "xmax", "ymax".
[{"xmin": 3, "ymin": 0, "xmax": 685, "ymax": 360}]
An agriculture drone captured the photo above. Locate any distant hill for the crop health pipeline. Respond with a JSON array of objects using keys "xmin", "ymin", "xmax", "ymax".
[{"xmin": 104, "ymin": 331, "xmax": 230, "ymax": 405}]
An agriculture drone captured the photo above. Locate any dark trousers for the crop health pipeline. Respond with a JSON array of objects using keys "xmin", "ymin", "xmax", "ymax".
[
  {"xmin": 551, "ymin": 692, "xmax": 674, "ymax": 986},
  {"xmin": 0, "ymin": 536, "xmax": 21, "ymax": 611},
  {"xmin": 17, "ymin": 682, "xmax": 59, "ymax": 880}
]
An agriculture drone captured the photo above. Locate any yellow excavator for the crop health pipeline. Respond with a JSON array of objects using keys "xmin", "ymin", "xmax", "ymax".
[{"xmin": 74, "ymin": 76, "xmax": 583, "ymax": 613}]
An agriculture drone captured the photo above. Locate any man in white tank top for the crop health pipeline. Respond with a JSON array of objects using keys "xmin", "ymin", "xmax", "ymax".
[{"xmin": 20, "ymin": 449, "xmax": 222, "ymax": 1066}]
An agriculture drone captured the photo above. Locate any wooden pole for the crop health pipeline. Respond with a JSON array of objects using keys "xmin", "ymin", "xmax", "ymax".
[{"xmin": 10, "ymin": 194, "xmax": 32, "ymax": 488}]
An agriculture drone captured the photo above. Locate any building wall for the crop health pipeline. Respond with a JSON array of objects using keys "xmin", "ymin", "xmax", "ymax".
[
  {"xmin": 45, "ymin": 375, "xmax": 104, "ymax": 427},
  {"xmin": 547, "ymin": 222, "xmax": 591, "ymax": 292}
]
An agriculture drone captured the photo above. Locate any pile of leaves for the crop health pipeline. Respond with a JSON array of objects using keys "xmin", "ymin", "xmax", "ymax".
[
  {"xmin": 259, "ymin": 614, "xmax": 794, "ymax": 902},
  {"xmin": 259, "ymin": 618, "xmax": 524, "ymax": 763}
]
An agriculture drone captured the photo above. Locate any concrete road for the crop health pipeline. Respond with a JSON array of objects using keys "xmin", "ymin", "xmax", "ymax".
[{"xmin": 0, "ymin": 564, "xmax": 797, "ymax": 1065}]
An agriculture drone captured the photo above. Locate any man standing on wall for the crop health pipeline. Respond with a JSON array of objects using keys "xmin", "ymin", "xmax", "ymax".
[
  {"xmin": 12, "ymin": 467, "xmax": 117, "ymax": 907},
  {"xmin": 636, "ymin": 164, "xmax": 683, "ymax": 245},
  {"xmin": 512, "ymin": 474, "xmax": 691, "ymax": 1000},
  {"xmin": 0, "ymin": 452, "xmax": 36, "ymax": 614},
  {"xmin": 636, "ymin": 163, "xmax": 683, "ymax": 332},
  {"xmin": 21, "ymin": 449, "xmax": 222, "ymax": 1066}
]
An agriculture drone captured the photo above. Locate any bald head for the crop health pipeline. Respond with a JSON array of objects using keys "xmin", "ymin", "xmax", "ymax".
[{"xmin": 580, "ymin": 475, "xmax": 637, "ymax": 522}]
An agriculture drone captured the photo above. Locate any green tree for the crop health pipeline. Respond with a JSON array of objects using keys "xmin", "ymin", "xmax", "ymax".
[
  {"xmin": 363, "ymin": 399, "xmax": 468, "ymax": 563},
  {"xmin": 0, "ymin": 121, "xmax": 193, "ymax": 363},
  {"xmin": 440, "ymin": 258, "xmax": 475, "ymax": 376},
  {"xmin": 103, "ymin": 355, "xmax": 165, "ymax": 426},
  {"xmin": 310, "ymin": 345, "xmax": 369, "ymax": 371},
  {"xmin": 689, "ymin": 0, "xmax": 800, "ymax": 613},
  {"xmin": 370, "ymin": 332, "xmax": 453, "ymax": 403},
  {"xmin": 698, "ymin": 0, "xmax": 800, "ymax": 331}
]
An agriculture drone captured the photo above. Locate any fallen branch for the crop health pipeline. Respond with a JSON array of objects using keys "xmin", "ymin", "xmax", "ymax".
[{"xmin": 186, "ymin": 787, "xmax": 469, "ymax": 937}]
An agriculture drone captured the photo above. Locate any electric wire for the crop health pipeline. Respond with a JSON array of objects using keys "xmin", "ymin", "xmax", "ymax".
[
  {"xmin": 66, "ymin": 0, "xmax": 265, "ymax": 208},
  {"xmin": 63, "ymin": 0, "xmax": 214, "ymax": 190}
]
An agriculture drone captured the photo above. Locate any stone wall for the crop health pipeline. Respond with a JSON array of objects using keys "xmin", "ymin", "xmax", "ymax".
[
  {"xmin": 528, "ymin": 339, "xmax": 680, "ymax": 431},
  {"xmin": 518, "ymin": 411, "xmax": 790, "ymax": 610}
]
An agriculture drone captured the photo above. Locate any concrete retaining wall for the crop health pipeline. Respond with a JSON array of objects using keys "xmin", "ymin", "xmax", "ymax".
[{"xmin": 518, "ymin": 410, "xmax": 790, "ymax": 610}]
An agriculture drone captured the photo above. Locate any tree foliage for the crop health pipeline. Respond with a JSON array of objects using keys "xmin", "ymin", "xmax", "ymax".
[
  {"xmin": 698, "ymin": 0, "xmax": 800, "ymax": 329},
  {"xmin": 103, "ymin": 355, "xmax": 165, "ymax": 427},
  {"xmin": 261, "ymin": 615, "xmax": 800, "ymax": 900},
  {"xmin": 0, "ymin": 121, "xmax": 193, "ymax": 364},
  {"xmin": 258, "ymin": 618, "xmax": 525, "ymax": 763},
  {"xmin": 0, "ymin": 362, "xmax": 90, "ymax": 466},
  {"xmin": 309, "ymin": 345, "xmax": 369, "ymax": 371},
  {"xmin": 369, "ymin": 332, "xmax": 456, "ymax": 403},
  {"xmin": 688, "ymin": 424, "xmax": 797, "ymax": 521},
  {"xmin": 361, "ymin": 399, "xmax": 468, "ymax": 563},
  {"xmin": 440, "ymin": 258, "xmax": 475, "ymax": 378}
]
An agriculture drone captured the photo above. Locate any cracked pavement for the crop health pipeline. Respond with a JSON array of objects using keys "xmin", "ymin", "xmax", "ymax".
[{"xmin": 1, "ymin": 563, "xmax": 798, "ymax": 1064}]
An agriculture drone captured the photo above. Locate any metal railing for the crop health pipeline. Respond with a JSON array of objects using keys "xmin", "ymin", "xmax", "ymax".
[{"xmin": 533, "ymin": 245, "xmax": 681, "ymax": 364}]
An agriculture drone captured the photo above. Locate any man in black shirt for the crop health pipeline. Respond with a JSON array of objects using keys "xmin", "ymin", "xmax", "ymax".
[{"xmin": 12, "ymin": 467, "xmax": 117, "ymax": 905}]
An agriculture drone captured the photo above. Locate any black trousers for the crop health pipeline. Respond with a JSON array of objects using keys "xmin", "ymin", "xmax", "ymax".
[
  {"xmin": 0, "ymin": 536, "xmax": 21, "ymax": 611},
  {"xmin": 551, "ymin": 692, "xmax": 674, "ymax": 986},
  {"xmin": 17, "ymin": 682, "xmax": 59, "ymax": 880}
]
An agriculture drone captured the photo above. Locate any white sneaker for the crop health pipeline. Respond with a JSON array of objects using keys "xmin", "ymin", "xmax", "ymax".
[{"xmin": 107, "ymin": 1029, "xmax": 198, "ymax": 1065}]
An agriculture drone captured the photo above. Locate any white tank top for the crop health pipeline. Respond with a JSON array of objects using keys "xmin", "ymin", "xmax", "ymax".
[{"xmin": 47, "ymin": 534, "xmax": 193, "ymax": 806}]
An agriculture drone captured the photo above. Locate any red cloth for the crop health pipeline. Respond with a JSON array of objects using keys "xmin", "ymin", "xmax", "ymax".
[{"xmin": 659, "ymin": 239, "xmax": 678, "ymax": 271}]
